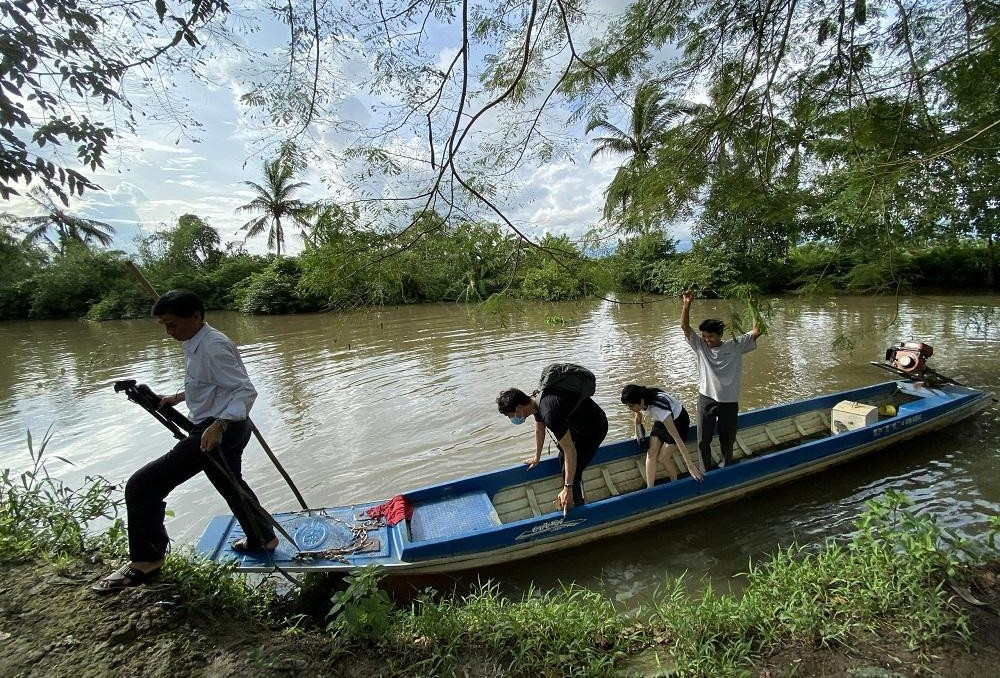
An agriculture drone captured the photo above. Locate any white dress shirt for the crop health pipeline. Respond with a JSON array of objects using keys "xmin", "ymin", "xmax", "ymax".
[{"xmin": 182, "ymin": 323, "xmax": 257, "ymax": 424}]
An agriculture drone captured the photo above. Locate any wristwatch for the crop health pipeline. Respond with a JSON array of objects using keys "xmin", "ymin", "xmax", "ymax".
[
  {"xmin": 563, "ymin": 483, "xmax": 573, "ymax": 488},
  {"xmin": 216, "ymin": 419, "xmax": 230, "ymax": 432}
]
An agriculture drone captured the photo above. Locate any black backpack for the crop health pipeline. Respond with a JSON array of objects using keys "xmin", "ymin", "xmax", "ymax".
[{"xmin": 536, "ymin": 363, "xmax": 596, "ymax": 413}]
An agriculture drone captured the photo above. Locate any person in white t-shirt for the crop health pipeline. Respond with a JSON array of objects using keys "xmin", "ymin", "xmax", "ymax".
[
  {"xmin": 621, "ymin": 384, "xmax": 704, "ymax": 488},
  {"xmin": 680, "ymin": 290, "xmax": 761, "ymax": 471}
]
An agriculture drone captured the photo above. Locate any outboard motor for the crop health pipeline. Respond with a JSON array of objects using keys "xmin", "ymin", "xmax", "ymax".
[
  {"xmin": 872, "ymin": 341, "xmax": 957, "ymax": 386},
  {"xmin": 884, "ymin": 341, "xmax": 934, "ymax": 374}
]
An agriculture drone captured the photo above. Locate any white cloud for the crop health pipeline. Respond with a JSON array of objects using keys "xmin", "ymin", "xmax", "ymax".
[
  {"xmin": 506, "ymin": 151, "xmax": 615, "ymax": 239},
  {"xmin": 5, "ymin": 2, "xmax": 667, "ymax": 256}
]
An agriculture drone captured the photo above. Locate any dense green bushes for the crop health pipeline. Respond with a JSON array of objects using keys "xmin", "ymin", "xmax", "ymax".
[
  {"xmin": 911, "ymin": 241, "xmax": 994, "ymax": 289},
  {"xmin": 23, "ymin": 245, "xmax": 137, "ymax": 319},
  {"xmin": 782, "ymin": 240, "xmax": 995, "ymax": 294},
  {"xmin": 606, "ymin": 236, "xmax": 997, "ymax": 299},
  {"xmin": 296, "ymin": 222, "xmax": 595, "ymax": 308},
  {"xmin": 232, "ymin": 258, "xmax": 321, "ymax": 314},
  {"xmin": 607, "ymin": 230, "xmax": 677, "ymax": 293},
  {"xmin": 0, "ymin": 208, "xmax": 996, "ymax": 322}
]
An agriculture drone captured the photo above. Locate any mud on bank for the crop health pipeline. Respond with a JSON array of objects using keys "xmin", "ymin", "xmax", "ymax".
[{"xmin": 2, "ymin": 558, "xmax": 1000, "ymax": 677}]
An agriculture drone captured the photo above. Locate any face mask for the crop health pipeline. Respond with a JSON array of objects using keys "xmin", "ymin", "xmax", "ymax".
[{"xmin": 509, "ymin": 415, "xmax": 526, "ymax": 425}]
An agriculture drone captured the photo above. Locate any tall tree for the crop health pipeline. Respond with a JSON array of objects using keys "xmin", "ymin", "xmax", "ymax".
[
  {"xmin": 9, "ymin": 0, "xmax": 997, "ymax": 284},
  {"xmin": 236, "ymin": 154, "xmax": 312, "ymax": 257},
  {"xmin": 139, "ymin": 213, "xmax": 222, "ymax": 275},
  {"xmin": 236, "ymin": 0, "xmax": 999, "ymax": 283},
  {"xmin": 165, "ymin": 214, "xmax": 221, "ymax": 267},
  {"xmin": 304, "ymin": 202, "xmax": 362, "ymax": 249},
  {"xmin": 19, "ymin": 188, "xmax": 114, "ymax": 256}
]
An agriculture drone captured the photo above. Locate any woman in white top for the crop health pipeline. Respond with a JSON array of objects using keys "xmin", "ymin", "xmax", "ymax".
[{"xmin": 621, "ymin": 384, "xmax": 704, "ymax": 488}]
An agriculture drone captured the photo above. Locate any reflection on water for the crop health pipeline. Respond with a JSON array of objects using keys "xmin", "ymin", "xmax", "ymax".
[{"xmin": 1, "ymin": 295, "xmax": 998, "ymax": 601}]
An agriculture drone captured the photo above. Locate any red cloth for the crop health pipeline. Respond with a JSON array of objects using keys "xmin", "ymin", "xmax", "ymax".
[{"xmin": 366, "ymin": 494, "xmax": 412, "ymax": 526}]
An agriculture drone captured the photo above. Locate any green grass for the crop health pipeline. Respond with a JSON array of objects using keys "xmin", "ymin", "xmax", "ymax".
[
  {"xmin": 3, "ymin": 431, "xmax": 998, "ymax": 677},
  {"xmin": 0, "ymin": 427, "xmax": 120, "ymax": 561},
  {"xmin": 0, "ymin": 430, "xmax": 281, "ymax": 619},
  {"xmin": 389, "ymin": 580, "xmax": 638, "ymax": 677},
  {"xmin": 161, "ymin": 548, "xmax": 283, "ymax": 620},
  {"xmin": 320, "ymin": 492, "xmax": 997, "ymax": 677},
  {"xmin": 637, "ymin": 492, "xmax": 995, "ymax": 676}
]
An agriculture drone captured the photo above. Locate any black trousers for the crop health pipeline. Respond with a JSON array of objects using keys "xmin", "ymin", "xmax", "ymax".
[
  {"xmin": 124, "ymin": 419, "xmax": 275, "ymax": 562},
  {"xmin": 557, "ymin": 425, "xmax": 608, "ymax": 506},
  {"xmin": 697, "ymin": 394, "xmax": 739, "ymax": 470}
]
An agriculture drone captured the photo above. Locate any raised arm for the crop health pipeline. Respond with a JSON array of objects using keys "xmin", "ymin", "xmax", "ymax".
[{"xmin": 680, "ymin": 290, "xmax": 694, "ymax": 339}]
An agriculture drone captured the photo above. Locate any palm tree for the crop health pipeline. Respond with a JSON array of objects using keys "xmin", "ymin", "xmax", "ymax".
[
  {"xmin": 586, "ymin": 82, "xmax": 697, "ymax": 228},
  {"xmin": 236, "ymin": 153, "xmax": 312, "ymax": 256},
  {"xmin": 19, "ymin": 187, "xmax": 114, "ymax": 255}
]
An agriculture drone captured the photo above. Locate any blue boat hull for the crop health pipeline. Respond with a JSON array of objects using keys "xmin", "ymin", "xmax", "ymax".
[{"xmin": 196, "ymin": 380, "xmax": 992, "ymax": 574}]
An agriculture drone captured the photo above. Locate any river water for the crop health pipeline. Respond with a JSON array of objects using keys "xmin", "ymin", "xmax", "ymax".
[{"xmin": 1, "ymin": 295, "xmax": 998, "ymax": 601}]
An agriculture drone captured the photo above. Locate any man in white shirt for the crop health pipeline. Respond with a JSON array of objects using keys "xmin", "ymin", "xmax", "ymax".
[
  {"xmin": 680, "ymin": 290, "xmax": 761, "ymax": 471},
  {"xmin": 94, "ymin": 290, "xmax": 276, "ymax": 593}
]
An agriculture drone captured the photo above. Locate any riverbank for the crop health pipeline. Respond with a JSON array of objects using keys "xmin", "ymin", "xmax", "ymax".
[
  {"xmin": 4, "ymin": 491, "xmax": 1000, "ymax": 677},
  {"xmin": 2, "ymin": 228, "xmax": 996, "ymax": 322},
  {"xmin": 2, "ymin": 555, "xmax": 1000, "ymax": 677}
]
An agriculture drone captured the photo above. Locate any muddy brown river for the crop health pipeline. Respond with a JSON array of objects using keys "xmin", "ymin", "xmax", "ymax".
[{"xmin": 2, "ymin": 294, "xmax": 997, "ymax": 600}]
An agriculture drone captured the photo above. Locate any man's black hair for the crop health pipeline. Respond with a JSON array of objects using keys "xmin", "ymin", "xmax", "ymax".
[
  {"xmin": 496, "ymin": 388, "xmax": 531, "ymax": 415},
  {"xmin": 152, "ymin": 289, "xmax": 205, "ymax": 318},
  {"xmin": 698, "ymin": 318, "xmax": 725, "ymax": 335}
]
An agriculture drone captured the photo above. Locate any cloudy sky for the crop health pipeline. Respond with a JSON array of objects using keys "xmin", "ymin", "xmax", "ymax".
[{"xmin": 8, "ymin": 1, "xmax": 692, "ymax": 255}]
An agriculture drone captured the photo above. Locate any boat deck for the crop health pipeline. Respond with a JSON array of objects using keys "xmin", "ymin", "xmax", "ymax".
[
  {"xmin": 490, "ymin": 389, "xmax": 919, "ymax": 524},
  {"xmin": 409, "ymin": 492, "xmax": 502, "ymax": 540}
]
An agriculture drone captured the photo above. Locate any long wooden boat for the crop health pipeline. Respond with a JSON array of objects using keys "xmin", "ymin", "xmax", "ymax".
[{"xmin": 196, "ymin": 378, "xmax": 993, "ymax": 574}]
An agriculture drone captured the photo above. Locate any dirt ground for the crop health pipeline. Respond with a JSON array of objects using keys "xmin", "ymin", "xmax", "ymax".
[{"xmin": 1, "ymin": 559, "xmax": 999, "ymax": 677}]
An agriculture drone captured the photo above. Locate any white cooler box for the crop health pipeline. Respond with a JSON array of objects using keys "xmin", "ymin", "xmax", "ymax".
[{"xmin": 831, "ymin": 400, "xmax": 878, "ymax": 434}]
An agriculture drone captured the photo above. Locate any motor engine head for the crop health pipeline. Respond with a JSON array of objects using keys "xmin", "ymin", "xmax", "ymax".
[{"xmin": 884, "ymin": 341, "xmax": 934, "ymax": 374}]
